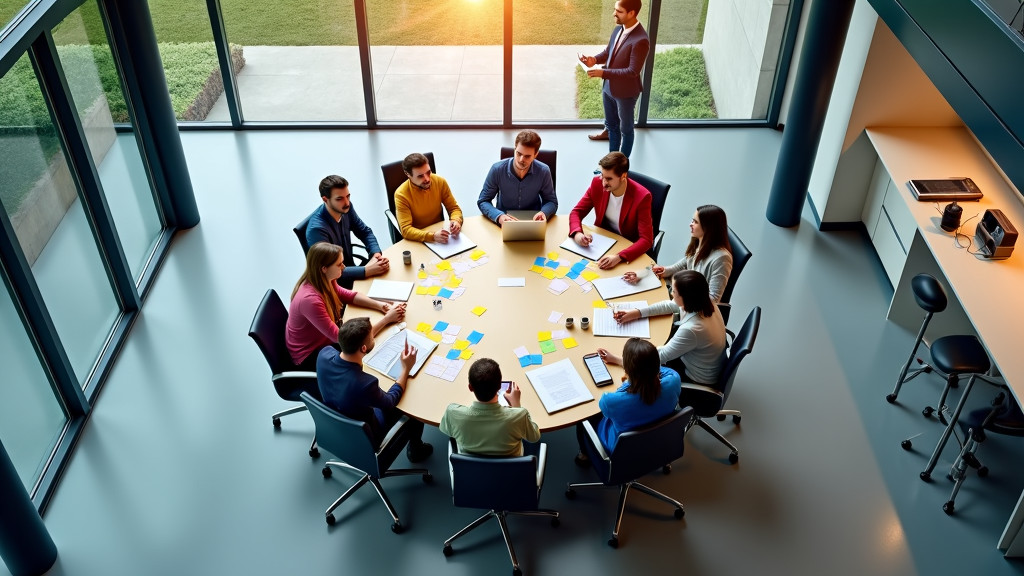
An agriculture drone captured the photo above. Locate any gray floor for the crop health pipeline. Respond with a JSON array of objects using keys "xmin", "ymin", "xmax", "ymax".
[{"xmin": 12, "ymin": 127, "xmax": 1024, "ymax": 576}]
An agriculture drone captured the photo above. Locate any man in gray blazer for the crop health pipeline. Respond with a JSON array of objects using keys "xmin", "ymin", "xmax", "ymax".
[{"xmin": 579, "ymin": 0, "xmax": 650, "ymax": 158}]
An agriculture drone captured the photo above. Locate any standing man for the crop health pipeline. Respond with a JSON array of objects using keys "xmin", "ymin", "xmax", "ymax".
[
  {"xmin": 477, "ymin": 130, "xmax": 558, "ymax": 226},
  {"xmin": 308, "ymin": 175, "xmax": 389, "ymax": 289},
  {"xmin": 395, "ymin": 153, "xmax": 464, "ymax": 244},
  {"xmin": 579, "ymin": 0, "xmax": 650, "ymax": 158}
]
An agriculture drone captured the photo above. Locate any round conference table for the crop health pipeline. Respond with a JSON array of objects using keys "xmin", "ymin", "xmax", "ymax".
[{"xmin": 352, "ymin": 215, "xmax": 672, "ymax": 432}]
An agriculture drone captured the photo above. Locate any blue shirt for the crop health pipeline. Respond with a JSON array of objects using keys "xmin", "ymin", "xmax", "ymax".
[
  {"xmin": 476, "ymin": 158, "xmax": 557, "ymax": 223},
  {"xmin": 597, "ymin": 366, "xmax": 682, "ymax": 452},
  {"xmin": 316, "ymin": 348, "xmax": 403, "ymax": 445},
  {"xmin": 306, "ymin": 204, "xmax": 382, "ymax": 287}
]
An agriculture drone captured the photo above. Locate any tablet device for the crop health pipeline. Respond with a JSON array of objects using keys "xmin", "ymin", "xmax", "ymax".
[
  {"xmin": 501, "ymin": 220, "xmax": 546, "ymax": 242},
  {"xmin": 583, "ymin": 353, "xmax": 614, "ymax": 387},
  {"xmin": 907, "ymin": 178, "xmax": 983, "ymax": 201}
]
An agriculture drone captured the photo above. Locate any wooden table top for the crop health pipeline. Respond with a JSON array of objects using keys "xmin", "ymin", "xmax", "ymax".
[{"xmin": 352, "ymin": 215, "xmax": 672, "ymax": 432}]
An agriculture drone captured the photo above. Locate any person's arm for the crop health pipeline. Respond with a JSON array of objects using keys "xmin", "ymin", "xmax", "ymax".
[
  {"xmin": 638, "ymin": 299, "xmax": 679, "ymax": 319},
  {"xmin": 537, "ymin": 167, "xmax": 558, "ymax": 220},
  {"xmin": 477, "ymin": 163, "xmax": 505, "ymax": 224},
  {"xmin": 705, "ymin": 251, "xmax": 734, "ymax": 304},
  {"xmin": 569, "ymin": 181, "xmax": 597, "ymax": 237},
  {"xmin": 439, "ymin": 179, "xmax": 463, "ymax": 225},
  {"xmin": 349, "ymin": 207, "xmax": 381, "ymax": 257},
  {"xmin": 658, "ymin": 322, "xmax": 700, "ymax": 366},
  {"xmin": 394, "ymin": 183, "xmax": 433, "ymax": 243},
  {"xmin": 617, "ymin": 191, "xmax": 653, "ymax": 264},
  {"xmin": 518, "ymin": 410, "xmax": 541, "ymax": 444},
  {"xmin": 296, "ymin": 290, "xmax": 340, "ymax": 343},
  {"xmin": 601, "ymin": 34, "xmax": 650, "ymax": 81},
  {"xmin": 660, "ymin": 257, "xmax": 687, "ymax": 278}
]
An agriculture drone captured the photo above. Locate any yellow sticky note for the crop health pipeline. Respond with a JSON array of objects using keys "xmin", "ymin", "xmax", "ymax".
[
  {"xmin": 417, "ymin": 270, "xmax": 427, "ymax": 279},
  {"xmin": 581, "ymin": 270, "xmax": 600, "ymax": 281},
  {"xmin": 460, "ymin": 349, "xmax": 474, "ymax": 360},
  {"xmin": 547, "ymin": 251, "xmax": 559, "ymax": 261},
  {"xmin": 541, "ymin": 269, "xmax": 556, "ymax": 280},
  {"xmin": 416, "ymin": 323, "xmax": 431, "ymax": 333},
  {"xmin": 427, "ymin": 286, "xmax": 441, "ymax": 295},
  {"xmin": 554, "ymin": 266, "xmax": 569, "ymax": 278},
  {"xmin": 537, "ymin": 331, "xmax": 552, "ymax": 342},
  {"xmin": 415, "ymin": 286, "xmax": 429, "ymax": 295},
  {"xmin": 471, "ymin": 249, "xmax": 486, "ymax": 260},
  {"xmin": 437, "ymin": 261, "xmax": 452, "ymax": 271},
  {"xmin": 592, "ymin": 300, "xmax": 608, "ymax": 308},
  {"xmin": 529, "ymin": 265, "xmax": 545, "ymax": 274},
  {"xmin": 446, "ymin": 277, "xmax": 463, "ymax": 288},
  {"xmin": 427, "ymin": 331, "xmax": 443, "ymax": 343},
  {"xmin": 471, "ymin": 306, "xmax": 487, "ymax": 316},
  {"xmin": 453, "ymin": 340, "xmax": 470, "ymax": 350},
  {"xmin": 562, "ymin": 337, "xmax": 578, "ymax": 349}
]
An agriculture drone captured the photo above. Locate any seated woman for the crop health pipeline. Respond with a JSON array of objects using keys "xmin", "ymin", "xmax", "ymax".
[
  {"xmin": 286, "ymin": 242, "xmax": 405, "ymax": 370},
  {"xmin": 575, "ymin": 338, "xmax": 682, "ymax": 464},
  {"xmin": 625, "ymin": 204, "xmax": 732, "ymax": 303},
  {"xmin": 568, "ymin": 152, "xmax": 653, "ymax": 270},
  {"xmin": 613, "ymin": 270, "xmax": 727, "ymax": 385}
]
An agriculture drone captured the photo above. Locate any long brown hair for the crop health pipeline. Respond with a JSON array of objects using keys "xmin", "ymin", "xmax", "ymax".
[
  {"xmin": 622, "ymin": 338, "xmax": 662, "ymax": 405},
  {"xmin": 685, "ymin": 204, "xmax": 730, "ymax": 265},
  {"xmin": 292, "ymin": 242, "xmax": 344, "ymax": 324},
  {"xmin": 672, "ymin": 271, "xmax": 716, "ymax": 318}
]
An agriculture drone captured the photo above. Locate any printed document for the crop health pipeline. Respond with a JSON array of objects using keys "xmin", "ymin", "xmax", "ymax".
[
  {"xmin": 426, "ymin": 232, "xmax": 478, "ymax": 260},
  {"xmin": 365, "ymin": 329, "xmax": 436, "ymax": 380},
  {"xmin": 592, "ymin": 272, "xmax": 662, "ymax": 299},
  {"xmin": 559, "ymin": 232, "xmax": 616, "ymax": 261},
  {"xmin": 524, "ymin": 358, "xmax": 594, "ymax": 413},
  {"xmin": 593, "ymin": 300, "xmax": 650, "ymax": 338}
]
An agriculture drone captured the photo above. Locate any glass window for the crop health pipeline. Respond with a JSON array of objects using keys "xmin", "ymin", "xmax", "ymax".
[
  {"xmin": 53, "ymin": 2, "xmax": 163, "ymax": 282},
  {"xmin": 0, "ymin": 53, "xmax": 120, "ymax": 386},
  {"xmin": 0, "ymin": 276, "xmax": 67, "ymax": 492},
  {"xmin": 221, "ymin": 0, "xmax": 366, "ymax": 121},
  {"xmin": 1, "ymin": 0, "xmax": 34, "ymax": 36}
]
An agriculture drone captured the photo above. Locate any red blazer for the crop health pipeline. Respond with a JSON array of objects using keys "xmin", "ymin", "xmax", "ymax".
[{"xmin": 569, "ymin": 177, "xmax": 654, "ymax": 263}]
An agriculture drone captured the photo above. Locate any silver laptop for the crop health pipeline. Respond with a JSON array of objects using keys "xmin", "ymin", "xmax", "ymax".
[{"xmin": 501, "ymin": 219, "xmax": 546, "ymax": 242}]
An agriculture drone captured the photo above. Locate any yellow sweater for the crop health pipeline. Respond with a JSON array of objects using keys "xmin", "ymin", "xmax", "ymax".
[{"xmin": 394, "ymin": 174, "xmax": 464, "ymax": 243}]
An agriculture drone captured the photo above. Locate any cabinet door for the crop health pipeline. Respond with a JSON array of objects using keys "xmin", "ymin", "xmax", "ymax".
[
  {"xmin": 863, "ymin": 157, "xmax": 891, "ymax": 236},
  {"xmin": 872, "ymin": 208, "xmax": 908, "ymax": 286}
]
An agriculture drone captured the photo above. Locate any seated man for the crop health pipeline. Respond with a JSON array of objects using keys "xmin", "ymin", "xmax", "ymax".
[
  {"xmin": 307, "ymin": 175, "xmax": 389, "ymax": 289},
  {"xmin": 316, "ymin": 317, "xmax": 433, "ymax": 462},
  {"xmin": 439, "ymin": 358, "xmax": 541, "ymax": 456},
  {"xmin": 568, "ymin": 151, "xmax": 653, "ymax": 269},
  {"xmin": 477, "ymin": 130, "xmax": 557, "ymax": 226},
  {"xmin": 394, "ymin": 153, "xmax": 464, "ymax": 244}
]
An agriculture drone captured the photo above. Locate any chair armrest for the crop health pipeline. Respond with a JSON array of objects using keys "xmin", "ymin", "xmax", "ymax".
[
  {"xmin": 535, "ymin": 443, "xmax": 548, "ymax": 490},
  {"xmin": 718, "ymin": 302, "xmax": 732, "ymax": 327},
  {"xmin": 647, "ymin": 230, "xmax": 664, "ymax": 261},
  {"xmin": 384, "ymin": 210, "xmax": 402, "ymax": 244},
  {"xmin": 351, "ymin": 241, "xmax": 370, "ymax": 266},
  {"xmin": 582, "ymin": 421, "xmax": 610, "ymax": 462},
  {"xmin": 274, "ymin": 371, "xmax": 317, "ymax": 381},
  {"xmin": 680, "ymin": 382, "xmax": 723, "ymax": 398},
  {"xmin": 376, "ymin": 415, "xmax": 410, "ymax": 457}
]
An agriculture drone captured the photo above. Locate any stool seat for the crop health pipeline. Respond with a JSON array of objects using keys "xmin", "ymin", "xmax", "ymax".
[
  {"xmin": 911, "ymin": 274, "xmax": 947, "ymax": 313},
  {"xmin": 930, "ymin": 335, "xmax": 990, "ymax": 375}
]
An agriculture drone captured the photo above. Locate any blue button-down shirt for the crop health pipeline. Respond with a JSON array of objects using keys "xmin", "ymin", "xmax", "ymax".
[
  {"xmin": 306, "ymin": 204, "xmax": 382, "ymax": 287},
  {"xmin": 476, "ymin": 158, "xmax": 557, "ymax": 223}
]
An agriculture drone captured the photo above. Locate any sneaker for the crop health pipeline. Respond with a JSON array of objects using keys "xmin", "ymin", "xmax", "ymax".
[
  {"xmin": 407, "ymin": 442, "xmax": 433, "ymax": 463},
  {"xmin": 574, "ymin": 451, "xmax": 591, "ymax": 467}
]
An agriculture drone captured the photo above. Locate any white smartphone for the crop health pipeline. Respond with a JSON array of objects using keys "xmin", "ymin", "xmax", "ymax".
[{"xmin": 583, "ymin": 353, "xmax": 614, "ymax": 387}]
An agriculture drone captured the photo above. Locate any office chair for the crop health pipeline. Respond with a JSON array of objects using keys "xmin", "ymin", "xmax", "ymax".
[
  {"xmin": 566, "ymin": 407, "xmax": 693, "ymax": 548},
  {"xmin": 442, "ymin": 439, "xmax": 558, "ymax": 576},
  {"xmin": 499, "ymin": 146, "xmax": 558, "ymax": 192},
  {"xmin": 627, "ymin": 170, "xmax": 670, "ymax": 260},
  {"xmin": 678, "ymin": 306, "xmax": 760, "ymax": 464},
  {"xmin": 300, "ymin": 392, "xmax": 432, "ymax": 532},
  {"xmin": 718, "ymin": 227, "xmax": 752, "ymax": 326},
  {"xmin": 248, "ymin": 289, "xmax": 321, "ymax": 458},
  {"xmin": 381, "ymin": 152, "xmax": 437, "ymax": 244},
  {"xmin": 293, "ymin": 211, "xmax": 369, "ymax": 265}
]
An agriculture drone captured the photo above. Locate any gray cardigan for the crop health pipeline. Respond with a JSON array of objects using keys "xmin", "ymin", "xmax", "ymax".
[
  {"xmin": 639, "ymin": 301, "xmax": 727, "ymax": 384},
  {"xmin": 662, "ymin": 247, "xmax": 733, "ymax": 303}
]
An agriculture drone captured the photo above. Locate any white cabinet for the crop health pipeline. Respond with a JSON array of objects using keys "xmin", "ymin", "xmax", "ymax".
[{"xmin": 863, "ymin": 157, "xmax": 910, "ymax": 286}]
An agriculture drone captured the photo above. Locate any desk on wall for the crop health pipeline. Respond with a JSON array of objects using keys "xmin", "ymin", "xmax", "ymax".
[{"xmin": 858, "ymin": 127, "xmax": 1024, "ymax": 554}]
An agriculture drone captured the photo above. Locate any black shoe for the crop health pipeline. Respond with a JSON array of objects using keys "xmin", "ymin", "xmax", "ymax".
[
  {"xmin": 574, "ymin": 451, "xmax": 591, "ymax": 467},
  {"xmin": 407, "ymin": 442, "xmax": 433, "ymax": 463}
]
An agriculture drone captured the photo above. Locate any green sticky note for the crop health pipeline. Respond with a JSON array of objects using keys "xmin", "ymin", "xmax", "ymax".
[{"xmin": 539, "ymin": 340, "xmax": 557, "ymax": 354}]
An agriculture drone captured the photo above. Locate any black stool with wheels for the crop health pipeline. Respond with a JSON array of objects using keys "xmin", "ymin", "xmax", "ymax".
[{"xmin": 887, "ymin": 274, "xmax": 946, "ymax": 405}]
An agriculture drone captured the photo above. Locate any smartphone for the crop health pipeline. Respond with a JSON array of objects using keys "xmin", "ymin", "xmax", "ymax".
[
  {"xmin": 583, "ymin": 353, "xmax": 614, "ymax": 387},
  {"xmin": 498, "ymin": 381, "xmax": 512, "ymax": 406}
]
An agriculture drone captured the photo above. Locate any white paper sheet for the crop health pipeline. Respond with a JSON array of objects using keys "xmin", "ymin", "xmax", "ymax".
[
  {"xmin": 592, "ymin": 272, "xmax": 662, "ymax": 300},
  {"xmin": 547, "ymin": 279, "xmax": 570, "ymax": 295},
  {"xmin": 593, "ymin": 301, "xmax": 650, "ymax": 338},
  {"xmin": 364, "ymin": 329, "xmax": 436, "ymax": 379},
  {"xmin": 499, "ymin": 277, "xmax": 527, "ymax": 287},
  {"xmin": 425, "ymin": 231, "xmax": 478, "ymax": 260},
  {"xmin": 367, "ymin": 280, "xmax": 414, "ymax": 302},
  {"xmin": 559, "ymin": 232, "xmax": 616, "ymax": 261},
  {"xmin": 548, "ymin": 311, "xmax": 563, "ymax": 323},
  {"xmin": 524, "ymin": 358, "xmax": 594, "ymax": 413}
]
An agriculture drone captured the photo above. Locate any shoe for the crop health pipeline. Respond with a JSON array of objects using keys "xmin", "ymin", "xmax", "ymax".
[
  {"xmin": 407, "ymin": 442, "xmax": 433, "ymax": 463},
  {"xmin": 574, "ymin": 451, "xmax": 591, "ymax": 467},
  {"xmin": 588, "ymin": 130, "xmax": 609, "ymax": 141}
]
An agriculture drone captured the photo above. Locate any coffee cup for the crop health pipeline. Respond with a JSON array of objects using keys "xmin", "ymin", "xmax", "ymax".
[
  {"xmin": 402, "ymin": 250, "xmax": 412, "ymax": 265},
  {"xmin": 581, "ymin": 316, "xmax": 590, "ymax": 330},
  {"xmin": 565, "ymin": 317, "xmax": 574, "ymax": 329}
]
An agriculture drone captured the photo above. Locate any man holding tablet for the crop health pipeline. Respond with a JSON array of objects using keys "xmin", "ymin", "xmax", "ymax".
[{"xmin": 477, "ymin": 130, "xmax": 558, "ymax": 226}]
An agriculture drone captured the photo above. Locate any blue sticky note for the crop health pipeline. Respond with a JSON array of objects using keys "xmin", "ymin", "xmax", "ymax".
[
  {"xmin": 534, "ymin": 256, "xmax": 546, "ymax": 266},
  {"xmin": 530, "ymin": 354, "xmax": 543, "ymax": 365},
  {"xmin": 467, "ymin": 330, "xmax": 484, "ymax": 345},
  {"xmin": 446, "ymin": 348, "xmax": 461, "ymax": 360},
  {"xmin": 570, "ymin": 262, "xmax": 587, "ymax": 273},
  {"xmin": 438, "ymin": 288, "xmax": 454, "ymax": 299},
  {"xmin": 545, "ymin": 260, "xmax": 559, "ymax": 269},
  {"xmin": 519, "ymin": 356, "xmax": 531, "ymax": 367},
  {"xmin": 566, "ymin": 270, "xmax": 580, "ymax": 280},
  {"xmin": 433, "ymin": 321, "xmax": 449, "ymax": 332}
]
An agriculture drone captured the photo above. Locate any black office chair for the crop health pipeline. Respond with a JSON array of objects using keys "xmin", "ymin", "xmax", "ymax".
[
  {"xmin": 499, "ymin": 146, "xmax": 558, "ymax": 192},
  {"xmin": 678, "ymin": 306, "xmax": 760, "ymax": 464},
  {"xmin": 627, "ymin": 170, "xmax": 670, "ymax": 260},
  {"xmin": 566, "ymin": 407, "xmax": 693, "ymax": 548},
  {"xmin": 248, "ymin": 289, "xmax": 321, "ymax": 458},
  {"xmin": 718, "ymin": 227, "xmax": 752, "ymax": 326},
  {"xmin": 381, "ymin": 152, "xmax": 437, "ymax": 244},
  {"xmin": 442, "ymin": 439, "xmax": 558, "ymax": 576},
  {"xmin": 301, "ymin": 392, "xmax": 432, "ymax": 532}
]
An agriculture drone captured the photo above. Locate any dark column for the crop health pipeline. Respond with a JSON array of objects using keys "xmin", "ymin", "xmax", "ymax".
[
  {"xmin": 0, "ymin": 442, "xmax": 57, "ymax": 576},
  {"xmin": 766, "ymin": 0, "xmax": 856, "ymax": 227}
]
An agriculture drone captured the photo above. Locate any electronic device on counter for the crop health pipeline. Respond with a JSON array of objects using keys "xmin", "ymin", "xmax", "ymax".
[
  {"xmin": 940, "ymin": 202, "xmax": 963, "ymax": 232},
  {"xmin": 908, "ymin": 178, "xmax": 983, "ymax": 202},
  {"xmin": 583, "ymin": 353, "xmax": 614, "ymax": 387},
  {"xmin": 975, "ymin": 209, "xmax": 1017, "ymax": 259}
]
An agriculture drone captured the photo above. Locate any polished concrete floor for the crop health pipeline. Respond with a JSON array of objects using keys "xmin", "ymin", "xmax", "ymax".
[{"xmin": 12, "ymin": 127, "xmax": 1024, "ymax": 576}]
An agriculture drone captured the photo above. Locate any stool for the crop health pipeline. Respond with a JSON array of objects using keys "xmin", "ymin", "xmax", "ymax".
[{"xmin": 887, "ymin": 274, "xmax": 947, "ymax": 405}]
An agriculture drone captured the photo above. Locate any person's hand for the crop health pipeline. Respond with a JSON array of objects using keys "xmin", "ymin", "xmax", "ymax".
[
  {"xmin": 597, "ymin": 254, "xmax": 622, "ymax": 270},
  {"xmin": 613, "ymin": 309, "xmax": 641, "ymax": 325},
  {"xmin": 383, "ymin": 302, "xmax": 405, "ymax": 324},
  {"xmin": 504, "ymin": 381, "xmax": 522, "ymax": 407},
  {"xmin": 449, "ymin": 220, "xmax": 462, "ymax": 237},
  {"xmin": 597, "ymin": 348, "xmax": 622, "ymax": 366},
  {"xmin": 532, "ymin": 212, "xmax": 546, "ymax": 222},
  {"xmin": 652, "ymin": 265, "xmax": 666, "ymax": 278},
  {"xmin": 573, "ymin": 232, "xmax": 592, "ymax": 247},
  {"xmin": 433, "ymin": 228, "xmax": 450, "ymax": 244},
  {"xmin": 399, "ymin": 341, "xmax": 417, "ymax": 373},
  {"xmin": 366, "ymin": 256, "xmax": 388, "ymax": 276},
  {"xmin": 622, "ymin": 271, "xmax": 639, "ymax": 285},
  {"xmin": 498, "ymin": 214, "xmax": 517, "ymax": 225},
  {"xmin": 579, "ymin": 54, "xmax": 597, "ymax": 67},
  {"xmin": 587, "ymin": 68, "xmax": 604, "ymax": 79}
]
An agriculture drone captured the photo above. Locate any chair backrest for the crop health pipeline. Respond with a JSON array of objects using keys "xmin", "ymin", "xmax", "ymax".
[
  {"xmin": 294, "ymin": 211, "xmax": 313, "ymax": 255},
  {"xmin": 627, "ymin": 170, "xmax": 670, "ymax": 234},
  {"xmin": 381, "ymin": 152, "xmax": 437, "ymax": 215},
  {"xmin": 499, "ymin": 146, "xmax": 558, "ymax": 192},
  {"xmin": 450, "ymin": 446, "xmax": 540, "ymax": 512},
  {"xmin": 722, "ymin": 227, "xmax": 752, "ymax": 304},
  {"xmin": 301, "ymin": 392, "xmax": 382, "ymax": 475},
  {"xmin": 717, "ymin": 307, "xmax": 761, "ymax": 404},
  {"xmin": 606, "ymin": 407, "xmax": 693, "ymax": 485},
  {"xmin": 248, "ymin": 289, "xmax": 296, "ymax": 376}
]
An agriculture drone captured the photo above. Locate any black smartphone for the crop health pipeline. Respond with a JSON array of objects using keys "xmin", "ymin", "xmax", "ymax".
[{"xmin": 583, "ymin": 353, "xmax": 614, "ymax": 387}]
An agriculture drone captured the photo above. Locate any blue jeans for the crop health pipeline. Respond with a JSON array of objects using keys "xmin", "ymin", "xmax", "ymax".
[{"xmin": 603, "ymin": 84, "xmax": 638, "ymax": 158}]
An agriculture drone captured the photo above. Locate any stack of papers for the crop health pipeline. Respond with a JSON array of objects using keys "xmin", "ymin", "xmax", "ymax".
[
  {"xmin": 425, "ymin": 232, "xmax": 478, "ymax": 260},
  {"xmin": 367, "ymin": 280, "xmax": 414, "ymax": 302},
  {"xmin": 524, "ymin": 358, "xmax": 594, "ymax": 413},
  {"xmin": 423, "ymin": 357, "xmax": 467, "ymax": 382},
  {"xmin": 593, "ymin": 301, "xmax": 651, "ymax": 338},
  {"xmin": 364, "ymin": 329, "xmax": 437, "ymax": 379},
  {"xmin": 559, "ymin": 232, "xmax": 616, "ymax": 260}
]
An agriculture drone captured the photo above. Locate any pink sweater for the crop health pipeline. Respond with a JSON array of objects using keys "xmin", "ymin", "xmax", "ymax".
[{"xmin": 285, "ymin": 283, "xmax": 357, "ymax": 365}]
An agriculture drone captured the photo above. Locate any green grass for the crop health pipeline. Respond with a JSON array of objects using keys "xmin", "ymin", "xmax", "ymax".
[{"xmin": 575, "ymin": 46, "xmax": 715, "ymax": 120}]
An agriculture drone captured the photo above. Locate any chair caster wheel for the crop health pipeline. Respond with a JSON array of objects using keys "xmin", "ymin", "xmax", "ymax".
[
  {"xmin": 608, "ymin": 537, "xmax": 619, "ymax": 549},
  {"xmin": 272, "ymin": 417, "xmax": 282, "ymax": 428},
  {"xmin": 717, "ymin": 414, "xmax": 726, "ymax": 421},
  {"xmin": 322, "ymin": 466, "xmax": 332, "ymax": 478},
  {"xmin": 674, "ymin": 507, "xmax": 684, "ymax": 519},
  {"xmin": 442, "ymin": 544, "xmax": 453, "ymax": 557},
  {"xmin": 391, "ymin": 522, "xmax": 403, "ymax": 534},
  {"xmin": 565, "ymin": 488, "xmax": 576, "ymax": 499},
  {"xmin": 728, "ymin": 453, "xmax": 739, "ymax": 464},
  {"xmin": 901, "ymin": 439, "xmax": 912, "ymax": 450},
  {"xmin": 923, "ymin": 407, "xmax": 934, "ymax": 418},
  {"xmin": 422, "ymin": 473, "xmax": 433, "ymax": 484},
  {"xmin": 943, "ymin": 501, "xmax": 955, "ymax": 515},
  {"xmin": 920, "ymin": 471, "xmax": 931, "ymax": 482},
  {"xmin": 662, "ymin": 465, "xmax": 671, "ymax": 474},
  {"xmin": 885, "ymin": 393, "xmax": 897, "ymax": 404},
  {"xmin": 309, "ymin": 447, "xmax": 320, "ymax": 458},
  {"xmin": 326, "ymin": 513, "xmax": 335, "ymax": 526},
  {"xmin": 551, "ymin": 516, "xmax": 560, "ymax": 527},
  {"xmin": 732, "ymin": 415, "xmax": 741, "ymax": 424},
  {"xmin": 513, "ymin": 568, "xmax": 523, "ymax": 576},
  {"xmin": 979, "ymin": 466, "xmax": 989, "ymax": 478}
]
